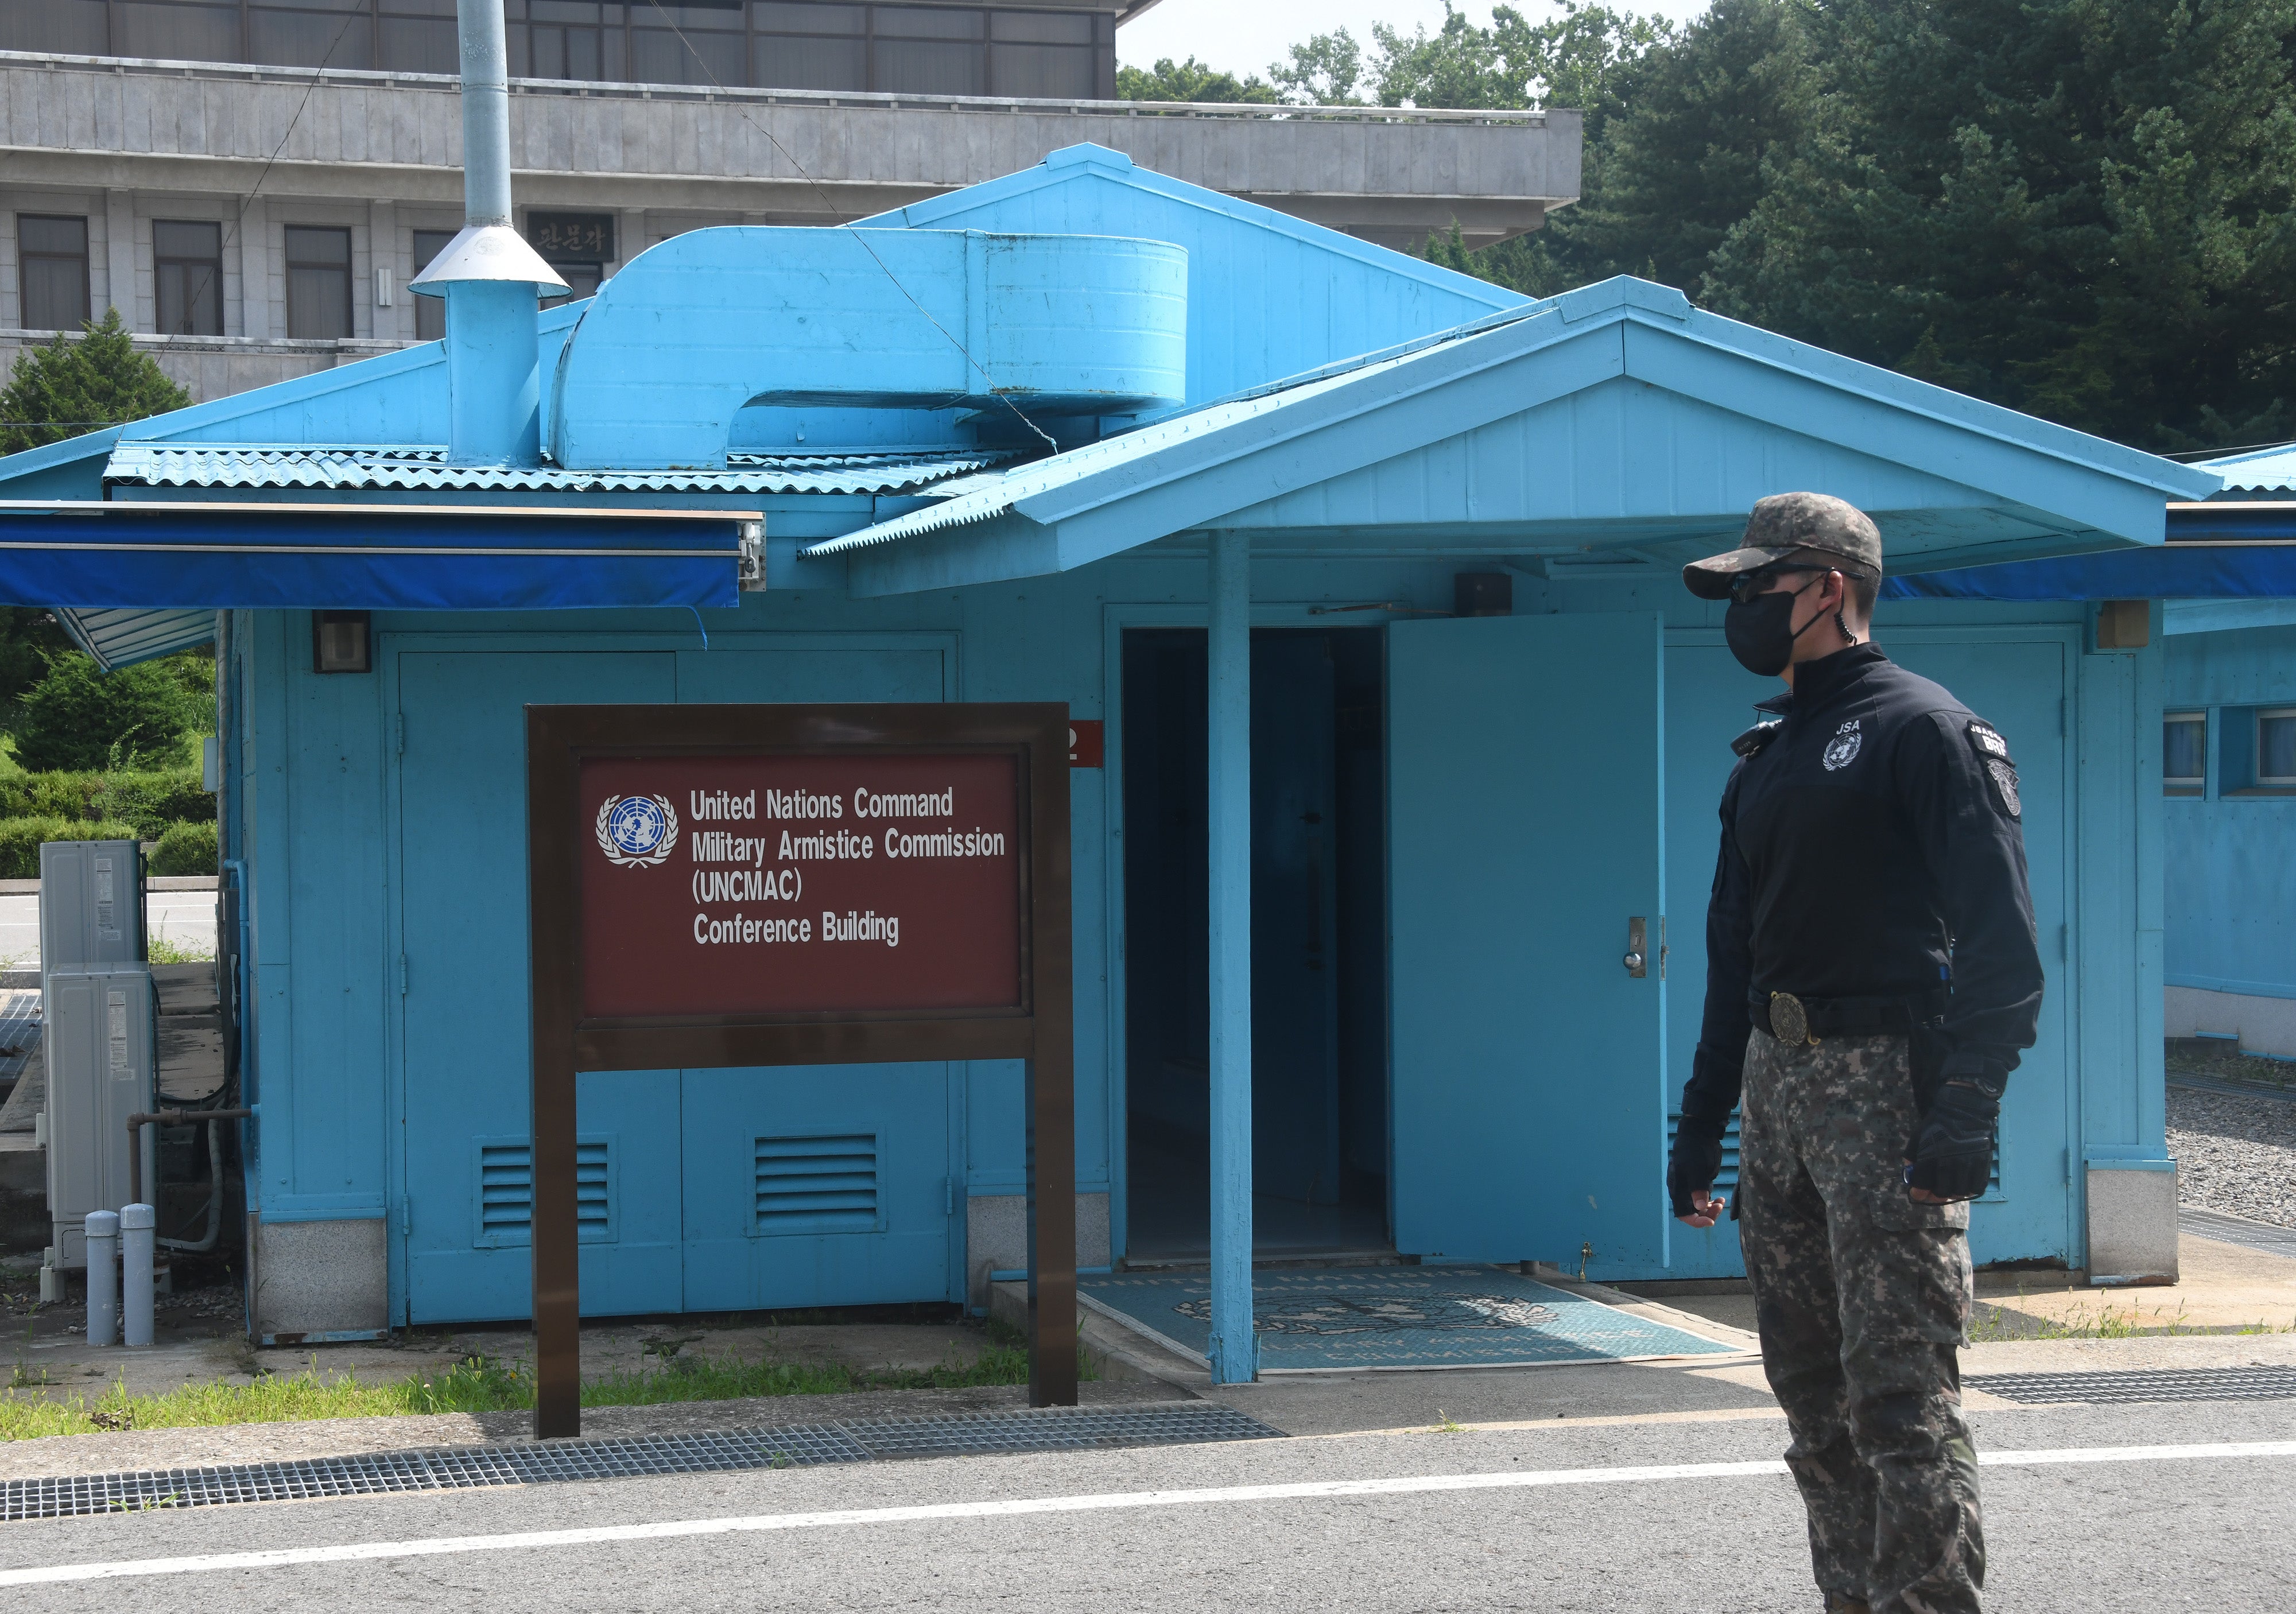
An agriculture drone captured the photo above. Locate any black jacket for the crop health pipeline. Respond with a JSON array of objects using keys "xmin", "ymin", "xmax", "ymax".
[{"xmin": 1681, "ymin": 642, "xmax": 2044, "ymax": 1124}]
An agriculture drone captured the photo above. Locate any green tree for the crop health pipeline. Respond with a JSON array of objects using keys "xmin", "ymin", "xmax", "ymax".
[
  {"xmin": 0, "ymin": 308, "xmax": 190, "ymax": 455},
  {"xmin": 11, "ymin": 654, "xmax": 204, "ymax": 773},
  {"xmin": 1270, "ymin": 32, "xmax": 1367, "ymax": 105},
  {"xmin": 0, "ymin": 608, "xmax": 73, "ymax": 719},
  {"xmin": 1115, "ymin": 56, "xmax": 1280, "ymax": 103},
  {"xmin": 1702, "ymin": 0, "xmax": 2296, "ymax": 449}
]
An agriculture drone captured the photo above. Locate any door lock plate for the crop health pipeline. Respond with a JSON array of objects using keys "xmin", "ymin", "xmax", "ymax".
[{"xmin": 1623, "ymin": 915, "xmax": 1647, "ymax": 978}]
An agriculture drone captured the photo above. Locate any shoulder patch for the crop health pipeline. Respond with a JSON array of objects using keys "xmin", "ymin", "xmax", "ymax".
[
  {"xmin": 1968, "ymin": 720, "xmax": 2020, "ymax": 818},
  {"xmin": 1732, "ymin": 720, "xmax": 1783, "ymax": 759}
]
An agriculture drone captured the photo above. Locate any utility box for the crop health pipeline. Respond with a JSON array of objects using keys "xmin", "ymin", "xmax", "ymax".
[
  {"xmin": 42, "ymin": 967, "xmax": 156, "ymax": 1270},
  {"xmin": 39, "ymin": 840, "xmax": 145, "ymax": 980}
]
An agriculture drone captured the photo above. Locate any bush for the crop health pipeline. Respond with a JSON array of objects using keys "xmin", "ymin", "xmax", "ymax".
[
  {"xmin": 11, "ymin": 655, "xmax": 203, "ymax": 773},
  {"xmin": 149, "ymin": 820, "xmax": 218, "ymax": 877},
  {"xmin": 0, "ymin": 817, "xmax": 140, "ymax": 880},
  {"xmin": 0, "ymin": 768, "xmax": 212, "ymax": 841}
]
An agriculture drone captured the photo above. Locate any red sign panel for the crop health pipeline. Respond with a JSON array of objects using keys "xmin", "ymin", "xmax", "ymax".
[
  {"xmin": 1067, "ymin": 719, "xmax": 1104, "ymax": 768},
  {"xmin": 579, "ymin": 752, "xmax": 1023, "ymax": 1018}
]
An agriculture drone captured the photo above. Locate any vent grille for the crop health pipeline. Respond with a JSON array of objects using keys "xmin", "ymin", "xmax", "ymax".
[
  {"xmin": 477, "ymin": 1140, "xmax": 610, "ymax": 1245},
  {"xmin": 755, "ymin": 1133, "xmax": 879, "ymax": 1235},
  {"xmin": 1665, "ymin": 1114, "xmax": 2000, "ymax": 1197}
]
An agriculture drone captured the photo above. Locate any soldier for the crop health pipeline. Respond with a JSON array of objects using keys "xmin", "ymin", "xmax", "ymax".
[{"xmin": 1668, "ymin": 492, "xmax": 2043, "ymax": 1614}]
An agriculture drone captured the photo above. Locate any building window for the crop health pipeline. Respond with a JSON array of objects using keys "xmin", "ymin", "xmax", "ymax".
[
  {"xmin": 153, "ymin": 220, "xmax": 226, "ymax": 336},
  {"xmin": 284, "ymin": 226, "xmax": 354, "ymax": 339},
  {"xmin": 2258, "ymin": 708, "xmax": 2296, "ymax": 787},
  {"xmin": 412, "ymin": 228, "xmax": 456, "ymax": 342},
  {"xmin": 2165, "ymin": 711, "xmax": 2205, "ymax": 796},
  {"xmin": 17, "ymin": 215, "xmax": 92, "ymax": 331},
  {"xmin": 528, "ymin": 213, "xmax": 614, "ymax": 309}
]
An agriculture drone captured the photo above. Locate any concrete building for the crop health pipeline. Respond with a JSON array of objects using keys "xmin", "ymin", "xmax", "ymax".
[{"xmin": 0, "ymin": 5, "xmax": 1578, "ymax": 405}]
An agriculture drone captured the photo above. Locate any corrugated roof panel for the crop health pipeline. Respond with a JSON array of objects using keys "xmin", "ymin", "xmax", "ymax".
[
  {"xmin": 103, "ymin": 444, "xmax": 1009, "ymax": 496},
  {"xmin": 54, "ymin": 607, "xmax": 218, "ymax": 670},
  {"xmin": 2201, "ymin": 445, "xmax": 2296, "ymax": 492}
]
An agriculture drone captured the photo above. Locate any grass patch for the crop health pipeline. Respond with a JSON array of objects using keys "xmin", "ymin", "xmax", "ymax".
[
  {"xmin": 1969, "ymin": 1293, "xmax": 2295, "ymax": 1342},
  {"xmin": 145, "ymin": 932, "xmax": 215, "ymax": 964},
  {"xmin": 0, "ymin": 1340, "xmax": 1060, "ymax": 1442}
]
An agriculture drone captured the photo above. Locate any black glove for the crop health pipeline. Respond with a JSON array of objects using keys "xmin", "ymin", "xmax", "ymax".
[
  {"xmin": 1905, "ymin": 1078, "xmax": 2000, "ymax": 1202},
  {"xmin": 1669, "ymin": 1112, "xmax": 1729, "ymax": 1217}
]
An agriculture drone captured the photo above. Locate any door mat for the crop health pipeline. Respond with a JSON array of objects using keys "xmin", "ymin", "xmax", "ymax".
[{"xmin": 1083, "ymin": 1267, "xmax": 1745, "ymax": 1373}]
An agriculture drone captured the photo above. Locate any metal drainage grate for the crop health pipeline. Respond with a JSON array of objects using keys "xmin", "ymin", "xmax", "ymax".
[
  {"xmin": 1, "ymin": 1402, "xmax": 1282, "ymax": 1522},
  {"xmin": 1970, "ymin": 1367, "xmax": 2296, "ymax": 1406},
  {"xmin": 843, "ymin": 1403, "xmax": 1281, "ymax": 1460}
]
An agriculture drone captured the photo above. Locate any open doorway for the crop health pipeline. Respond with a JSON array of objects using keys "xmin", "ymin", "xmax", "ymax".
[{"xmin": 1120, "ymin": 627, "xmax": 1390, "ymax": 1262}]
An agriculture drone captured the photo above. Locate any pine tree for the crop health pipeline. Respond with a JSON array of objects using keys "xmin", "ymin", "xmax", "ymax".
[{"xmin": 0, "ymin": 308, "xmax": 191, "ymax": 456}]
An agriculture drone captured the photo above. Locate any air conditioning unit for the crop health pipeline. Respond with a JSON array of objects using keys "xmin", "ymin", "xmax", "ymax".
[
  {"xmin": 41, "ymin": 967, "xmax": 157, "ymax": 1270},
  {"xmin": 37, "ymin": 841, "xmax": 153, "ymax": 1278}
]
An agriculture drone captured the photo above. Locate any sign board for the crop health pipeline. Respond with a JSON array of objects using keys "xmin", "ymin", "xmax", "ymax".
[
  {"xmin": 528, "ymin": 704, "xmax": 1073, "ymax": 1438},
  {"xmin": 1066, "ymin": 719, "xmax": 1104, "ymax": 769},
  {"xmin": 581, "ymin": 754, "xmax": 1025, "ymax": 1018}
]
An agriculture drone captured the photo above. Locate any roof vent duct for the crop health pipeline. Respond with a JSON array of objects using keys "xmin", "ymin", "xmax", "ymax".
[
  {"xmin": 409, "ymin": 0, "xmax": 567, "ymax": 468},
  {"xmin": 549, "ymin": 228, "xmax": 1188, "ymax": 472}
]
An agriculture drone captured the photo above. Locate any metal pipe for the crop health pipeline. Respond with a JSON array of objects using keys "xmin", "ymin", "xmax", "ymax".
[
  {"xmin": 455, "ymin": 0, "xmax": 513, "ymax": 227},
  {"xmin": 120, "ymin": 1204, "xmax": 155, "ymax": 1348},
  {"xmin": 84, "ymin": 1211, "xmax": 119, "ymax": 1348},
  {"xmin": 1205, "ymin": 529, "xmax": 1257, "ymax": 1385},
  {"xmin": 159, "ymin": 1120, "xmax": 226, "ymax": 1255},
  {"xmin": 127, "ymin": 1108, "xmax": 254, "ymax": 1210}
]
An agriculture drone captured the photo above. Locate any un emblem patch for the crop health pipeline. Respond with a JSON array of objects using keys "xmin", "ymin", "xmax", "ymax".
[
  {"xmin": 1822, "ymin": 720, "xmax": 1862, "ymax": 771},
  {"xmin": 595, "ymin": 793, "xmax": 678, "ymax": 868}
]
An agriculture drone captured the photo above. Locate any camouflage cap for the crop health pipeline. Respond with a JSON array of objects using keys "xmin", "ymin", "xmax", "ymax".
[{"xmin": 1682, "ymin": 492, "xmax": 1885, "ymax": 600}]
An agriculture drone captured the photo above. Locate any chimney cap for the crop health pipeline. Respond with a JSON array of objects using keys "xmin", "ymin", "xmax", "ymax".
[{"xmin": 410, "ymin": 225, "xmax": 571, "ymax": 297}]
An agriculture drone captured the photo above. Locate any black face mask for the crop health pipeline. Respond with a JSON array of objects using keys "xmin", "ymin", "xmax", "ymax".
[{"xmin": 1724, "ymin": 577, "xmax": 1826, "ymax": 677}]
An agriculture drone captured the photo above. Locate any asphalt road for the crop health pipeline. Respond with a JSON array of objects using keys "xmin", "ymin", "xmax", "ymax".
[
  {"xmin": 2, "ymin": 1400, "xmax": 2290, "ymax": 1612},
  {"xmin": 0, "ymin": 893, "xmax": 216, "ymax": 971}
]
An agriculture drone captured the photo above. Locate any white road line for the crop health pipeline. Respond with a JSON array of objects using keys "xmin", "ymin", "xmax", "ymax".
[{"xmin": 5, "ymin": 1441, "xmax": 2292, "ymax": 1588}]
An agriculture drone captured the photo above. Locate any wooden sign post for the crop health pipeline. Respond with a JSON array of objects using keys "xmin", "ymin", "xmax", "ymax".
[{"xmin": 525, "ymin": 703, "xmax": 1074, "ymax": 1438}]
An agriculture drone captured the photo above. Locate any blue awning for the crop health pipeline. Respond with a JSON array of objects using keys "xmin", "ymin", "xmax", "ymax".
[
  {"xmin": 0, "ymin": 501, "xmax": 752, "ymax": 610},
  {"xmin": 1884, "ymin": 541, "xmax": 2296, "ymax": 602}
]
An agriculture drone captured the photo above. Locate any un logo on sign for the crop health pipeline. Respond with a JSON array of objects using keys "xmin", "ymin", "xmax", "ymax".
[{"xmin": 595, "ymin": 794, "xmax": 678, "ymax": 868}]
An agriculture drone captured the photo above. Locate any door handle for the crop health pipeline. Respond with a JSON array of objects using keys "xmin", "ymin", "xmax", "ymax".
[{"xmin": 1622, "ymin": 916, "xmax": 1647, "ymax": 978}]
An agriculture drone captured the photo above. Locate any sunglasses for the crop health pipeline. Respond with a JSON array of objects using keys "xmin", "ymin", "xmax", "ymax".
[{"xmin": 1728, "ymin": 564, "xmax": 1830, "ymax": 607}]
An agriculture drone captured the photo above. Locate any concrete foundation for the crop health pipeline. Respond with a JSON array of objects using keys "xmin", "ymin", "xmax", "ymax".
[
  {"xmin": 966, "ymin": 1192, "xmax": 1109, "ymax": 1309},
  {"xmin": 2086, "ymin": 1166, "xmax": 2181, "ymax": 1285},
  {"xmin": 2165, "ymin": 984, "xmax": 2296, "ymax": 1058},
  {"xmin": 251, "ymin": 1217, "xmax": 388, "ymax": 1342}
]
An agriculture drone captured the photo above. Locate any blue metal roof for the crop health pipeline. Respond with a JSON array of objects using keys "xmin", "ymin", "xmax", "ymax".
[
  {"xmin": 105, "ymin": 443, "xmax": 1009, "ymax": 496},
  {"xmin": 2197, "ymin": 444, "xmax": 2296, "ymax": 492},
  {"xmin": 807, "ymin": 277, "xmax": 2218, "ymax": 597}
]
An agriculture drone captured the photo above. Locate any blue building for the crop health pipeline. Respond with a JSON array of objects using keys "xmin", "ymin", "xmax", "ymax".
[
  {"xmin": 2155, "ymin": 447, "xmax": 2296, "ymax": 1058},
  {"xmin": 0, "ymin": 137, "xmax": 2215, "ymax": 1353}
]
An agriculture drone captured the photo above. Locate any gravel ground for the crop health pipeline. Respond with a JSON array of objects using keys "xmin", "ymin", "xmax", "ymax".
[{"xmin": 2167, "ymin": 1083, "xmax": 2296, "ymax": 1228}]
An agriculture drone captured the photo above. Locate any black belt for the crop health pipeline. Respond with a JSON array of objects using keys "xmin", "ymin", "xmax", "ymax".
[{"xmin": 1751, "ymin": 988, "xmax": 1948, "ymax": 1046}]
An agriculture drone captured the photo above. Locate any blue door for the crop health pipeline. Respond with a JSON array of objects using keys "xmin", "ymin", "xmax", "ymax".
[
  {"xmin": 397, "ymin": 651, "xmax": 682, "ymax": 1324},
  {"xmin": 1387, "ymin": 614, "xmax": 1669, "ymax": 1277},
  {"xmin": 1890, "ymin": 638, "xmax": 2072, "ymax": 1266}
]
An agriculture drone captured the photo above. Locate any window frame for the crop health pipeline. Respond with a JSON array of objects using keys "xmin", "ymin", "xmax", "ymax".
[
  {"xmin": 2256, "ymin": 706, "xmax": 2296, "ymax": 788},
  {"xmin": 411, "ymin": 227, "xmax": 456, "ymax": 343},
  {"xmin": 152, "ymin": 218, "xmax": 226, "ymax": 337},
  {"xmin": 282, "ymin": 223, "xmax": 355, "ymax": 340},
  {"xmin": 16, "ymin": 213, "xmax": 92, "ymax": 332},
  {"xmin": 2163, "ymin": 710, "xmax": 2206, "ymax": 796}
]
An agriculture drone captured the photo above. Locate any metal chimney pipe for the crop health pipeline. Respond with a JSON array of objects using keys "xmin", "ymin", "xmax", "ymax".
[
  {"xmin": 406, "ymin": 1, "xmax": 567, "ymax": 466},
  {"xmin": 456, "ymin": 0, "xmax": 514, "ymax": 228}
]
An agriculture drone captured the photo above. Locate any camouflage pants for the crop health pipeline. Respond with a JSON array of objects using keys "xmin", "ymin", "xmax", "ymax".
[{"xmin": 1738, "ymin": 1027, "xmax": 1984, "ymax": 1614}]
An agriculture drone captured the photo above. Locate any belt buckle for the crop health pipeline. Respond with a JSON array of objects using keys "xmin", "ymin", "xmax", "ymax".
[{"xmin": 1769, "ymin": 991, "xmax": 1818, "ymax": 1046}]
